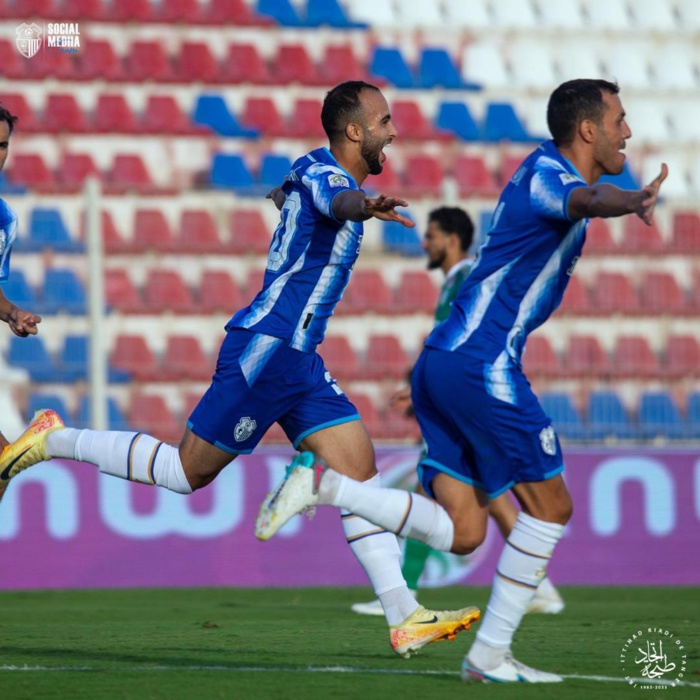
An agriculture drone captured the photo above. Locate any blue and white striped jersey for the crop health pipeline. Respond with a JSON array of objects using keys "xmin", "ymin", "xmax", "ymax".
[
  {"xmin": 228, "ymin": 147, "xmax": 364, "ymax": 352},
  {"xmin": 0, "ymin": 198, "xmax": 18, "ymax": 283},
  {"xmin": 426, "ymin": 140, "xmax": 588, "ymax": 367}
]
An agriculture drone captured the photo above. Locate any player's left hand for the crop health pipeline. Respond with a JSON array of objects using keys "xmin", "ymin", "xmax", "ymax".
[
  {"xmin": 8, "ymin": 307, "xmax": 41, "ymax": 337},
  {"xmin": 637, "ymin": 163, "xmax": 668, "ymax": 225},
  {"xmin": 363, "ymin": 194, "xmax": 415, "ymax": 227}
]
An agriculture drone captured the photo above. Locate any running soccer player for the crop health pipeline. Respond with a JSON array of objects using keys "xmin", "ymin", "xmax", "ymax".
[
  {"xmin": 351, "ymin": 207, "xmax": 563, "ymax": 617},
  {"xmin": 255, "ymin": 79, "xmax": 668, "ymax": 682},
  {"xmin": 0, "ymin": 82, "xmax": 479, "ymax": 657},
  {"xmin": 0, "ymin": 103, "xmax": 42, "ymax": 463}
]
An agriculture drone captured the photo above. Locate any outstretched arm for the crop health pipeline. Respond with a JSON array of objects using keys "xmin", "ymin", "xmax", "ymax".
[
  {"xmin": 0, "ymin": 288, "xmax": 41, "ymax": 337},
  {"xmin": 568, "ymin": 164, "xmax": 668, "ymax": 224},
  {"xmin": 332, "ymin": 191, "xmax": 415, "ymax": 227}
]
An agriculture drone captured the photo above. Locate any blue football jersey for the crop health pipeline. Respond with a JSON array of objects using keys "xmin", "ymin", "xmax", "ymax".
[
  {"xmin": 427, "ymin": 140, "xmax": 588, "ymax": 367},
  {"xmin": 0, "ymin": 198, "xmax": 18, "ymax": 283},
  {"xmin": 229, "ymin": 147, "xmax": 364, "ymax": 352}
]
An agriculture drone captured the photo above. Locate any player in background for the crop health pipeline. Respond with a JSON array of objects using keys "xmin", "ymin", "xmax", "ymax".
[
  {"xmin": 0, "ymin": 81, "xmax": 478, "ymax": 658},
  {"xmin": 0, "ymin": 103, "xmax": 42, "ymax": 470},
  {"xmin": 255, "ymin": 79, "xmax": 668, "ymax": 682},
  {"xmin": 351, "ymin": 207, "xmax": 563, "ymax": 617}
]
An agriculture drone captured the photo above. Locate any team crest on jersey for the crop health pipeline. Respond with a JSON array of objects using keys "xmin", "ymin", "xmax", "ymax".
[
  {"xmin": 328, "ymin": 173, "xmax": 349, "ymax": 188},
  {"xmin": 539, "ymin": 426, "xmax": 557, "ymax": 456},
  {"xmin": 16, "ymin": 23, "xmax": 43, "ymax": 59},
  {"xmin": 234, "ymin": 417, "xmax": 257, "ymax": 442}
]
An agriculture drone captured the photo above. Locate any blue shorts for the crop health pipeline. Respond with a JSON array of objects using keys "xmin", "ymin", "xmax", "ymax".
[
  {"xmin": 411, "ymin": 347, "xmax": 563, "ymax": 499},
  {"xmin": 187, "ymin": 329, "xmax": 360, "ymax": 454}
]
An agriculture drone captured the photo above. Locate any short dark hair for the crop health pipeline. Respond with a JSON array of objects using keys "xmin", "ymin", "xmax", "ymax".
[
  {"xmin": 321, "ymin": 80, "xmax": 381, "ymax": 143},
  {"xmin": 0, "ymin": 103, "xmax": 18, "ymax": 134},
  {"xmin": 547, "ymin": 79, "xmax": 620, "ymax": 147},
  {"xmin": 428, "ymin": 206, "xmax": 474, "ymax": 252}
]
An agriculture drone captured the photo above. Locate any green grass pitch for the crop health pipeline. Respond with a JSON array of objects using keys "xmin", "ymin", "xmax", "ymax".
[{"xmin": 0, "ymin": 586, "xmax": 698, "ymax": 699}]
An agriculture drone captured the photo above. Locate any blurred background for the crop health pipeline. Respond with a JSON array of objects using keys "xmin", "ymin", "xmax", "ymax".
[{"xmin": 0, "ymin": 0, "xmax": 698, "ymax": 589}]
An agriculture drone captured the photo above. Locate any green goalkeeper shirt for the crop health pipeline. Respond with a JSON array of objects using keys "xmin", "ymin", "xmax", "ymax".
[{"xmin": 434, "ymin": 259, "xmax": 473, "ymax": 324}]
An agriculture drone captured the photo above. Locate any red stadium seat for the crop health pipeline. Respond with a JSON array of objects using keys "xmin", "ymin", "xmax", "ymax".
[
  {"xmin": 668, "ymin": 211, "xmax": 700, "ymax": 254},
  {"xmin": 229, "ymin": 209, "xmax": 270, "ymax": 255},
  {"xmin": 107, "ymin": 0, "xmax": 156, "ymax": 22},
  {"xmin": 110, "ymin": 335, "xmax": 160, "ymax": 381},
  {"xmin": 174, "ymin": 41, "xmax": 220, "ymax": 83},
  {"xmin": 124, "ymin": 41, "xmax": 175, "ymax": 82},
  {"xmin": 44, "ymin": 93, "xmax": 89, "ymax": 133},
  {"xmin": 664, "ymin": 335, "xmax": 700, "ymax": 379},
  {"xmin": 75, "ymin": 39, "xmax": 125, "ymax": 81},
  {"xmin": 318, "ymin": 45, "xmax": 372, "ymax": 86},
  {"xmin": 619, "ymin": 216, "xmax": 665, "ymax": 254},
  {"xmin": 199, "ymin": 270, "xmax": 244, "ymax": 313},
  {"xmin": 158, "ymin": 0, "xmax": 205, "ymax": 23},
  {"xmin": 565, "ymin": 335, "xmax": 611, "ymax": 377},
  {"xmin": 0, "ymin": 94, "xmax": 39, "ymax": 132},
  {"xmin": 403, "ymin": 154, "xmax": 444, "ymax": 198},
  {"xmin": 320, "ymin": 336, "xmax": 362, "ymax": 381},
  {"xmin": 453, "ymin": 155, "xmax": 500, "ymax": 198},
  {"xmin": 143, "ymin": 270, "xmax": 197, "ymax": 314},
  {"xmin": 131, "ymin": 210, "xmax": 175, "ymax": 253},
  {"xmin": 555, "ymin": 274, "xmax": 591, "ymax": 315},
  {"xmin": 391, "ymin": 100, "xmax": 445, "ymax": 141},
  {"xmin": 62, "ymin": 153, "xmax": 103, "ymax": 191},
  {"xmin": 106, "ymin": 155, "xmax": 157, "ymax": 194},
  {"xmin": 393, "ymin": 270, "xmax": 439, "ymax": 314},
  {"xmin": 176, "ymin": 210, "xmax": 222, "ymax": 254},
  {"xmin": 283, "ymin": 99, "xmax": 326, "ymax": 139},
  {"xmin": 591, "ymin": 271, "xmax": 641, "ymax": 314},
  {"xmin": 221, "ymin": 43, "xmax": 272, "ymax": 84},
  {"xmin": 272, "ymin": 44, "xmax": 320, "ymax": 85},
  {"xmin": 340, "ymin": 269, "xmax": 393, "ymax": 314},
  {"xmin": 363, "ymin": 335, "xmax": 410, "ymax": 380},
  {"xmin": 638, "ymin": 271, "xmax": 688, "ymax": 314},
  {"xmin": 0, "ymin": 40, "xmax": 26, "ymax": 79},
  {"xmin": 7, "ymin": 154, "xmax": 55, "ymax": 189},
  {"xmin": 611, "ymin": 335, "xmax": 661, "ymax": 378},
  {"xmin": 93, "ymin": 94, "xmax": 139, "ymax": 133},
  {"xmin": 240, "ymin": 97, "xmax": 285, "ymax": 137},
  {"xmin": 585, "ymin": 218, "xmax": 617, "ymax": 254},
  {"xmin": 105, "ymin": 269, "xmax": 143, "ymax": 312},
  {"xmin": 162, "ymin": 335, "xmax": 213, "ymax": 382},
  {"xmin": 127, "ymin": 394, "xmax": 181, "ymax": 444}
]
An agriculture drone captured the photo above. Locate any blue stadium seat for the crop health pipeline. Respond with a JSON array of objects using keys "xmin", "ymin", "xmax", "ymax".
[
  {"xmin": 306, "ymin": 0, "xmax": 361, "ymax": 27},
  {"xmin": 0, "ymin": 270, "xmax": 38, "ymax": 308},
  {"xmin": 26, "ymin": 393, "xmax": 71, "ymax": 422},
  {"xmin": 59, "ymin": 335, "xmax": 130, "ymax": 383},
  {"xmin": 25, "ymin": 208, "xmax": 83, "ymax": 253},
  {"xmin": 259, "ymin": 153, "xmax": 292, "ymax": 188},
  {"xmin": 41, "ymin": 268, "xmax": 86, "ymax": 315},
  {"xmin": 638, "ymin": 391, "xmax": 686, "ymax": 440},
  {"xmin": 257, "ymin": 0, "xmax": 304, "ymax": 25},
  {"xmin": 587, "ymin": 391, "xmax": 637, "ymax": 440},
  {"xmin": 209, "ymin": 154, "xmax": 256, "ymax": 193},
  {"xmin": 382, "ymin": 218, "xmax": 422, "ymax": 256},
  {"xmin": 7, "ymin": 335, "xmax": 59, "ymax": 383},
  {"xmin": 540, "ymin": 393, "xmax": 586, "ymax": 441},
  {"xmin": 687, "ymin": 393, "xmax": 700, "ymax": 439},
  {"xmin": 192, "ymin": 95, "xmax": 258, "ymax": 138},
  {"xmin": 419, "ymin": 49, "xmax": 475, "ymax": 90},
  {"xmin": 435, "ymin": 102, "xmax": 480, "ymax": 141},
  {"xmin": 482, "ymin": 102, "xmax": 531, "ymax": 142},
  {"xmin": 369, "ymin": 47, "xmax": 415, "ymax": 89},
  {"xmin": 76, "ymin": 395, "xmax": 131, "ymax": 431}
]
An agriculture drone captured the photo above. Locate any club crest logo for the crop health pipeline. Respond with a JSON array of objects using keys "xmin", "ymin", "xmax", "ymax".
[
  {"xmin": 620, "ymin": 627, "xmax": 687, "ymax": 689},
  {"xmin": 16, "ymin": 23, "xmax": 42, "ymax": 59},
  {"xmin": 234, "ymin": 417, "xmax": 257, "ymax": 442},
  {"xmin": 539, "ymin": 425, "xmax": 557, "ymax": 456}
]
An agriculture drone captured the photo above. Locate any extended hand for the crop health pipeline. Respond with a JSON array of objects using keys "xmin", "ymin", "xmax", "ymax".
[
  {"xmin": 637, "ymin": 163, "xmax": 668, "ymax": 225},
  {"xmin": 363, "ymin": 194, "xmax": 415, "ymax": 227}
]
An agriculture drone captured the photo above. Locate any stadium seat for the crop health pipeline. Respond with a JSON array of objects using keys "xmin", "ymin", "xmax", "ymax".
[
  {"xmin": 143, "ymin": 270, "xmax": 197, "ymax": 314},
  {"xmin": 341, "ymin": 269, "xmax": 393, "ymax": 315},
  {"xmin": 638, "ymin": 391, "xmax": 687, "ymax": 439},
  {"xmin": 435, "ymin": 102, "xmax": 480, "ymax": 141},
  {"xmin": 0, "ymin": 269, "xmax": 37, "ymax": 308},
  {"xmin": 556, "ymin": 275, "xmax": 592, "ymax": 315},
  {"xmin": 272, "ymin": 44, "xmax": 320, "ymax": 84},
  {"xmin": 240, "ymin": 97, "xmax": 285, "ymax": 137},
  {"xmin": 522, "ymin": 336, "xmax": 562, "ymax": 378},
  {"xmin": 317, "ymin": 45, "xmax": 371, "ymax": 86},
  {"xmin": 283, "ymin": 99, "xmax": 326, "ymax": 139},
  {"xmin": 229, "ymin": 209, "xmax": 270, "ymax": 254},
  {"xmin": 220, "ymin": 43, "xmax": 272, "ymax": 84},
  {"xmin": 668, "ymin": 211, "xmax": 700, "ymax": 253},
  {"xmin": 0, "ymin": 94, "xmax": 39, "ymax": 132},
  {"xmin": 76, "ymin": 396, "xmax": 131, "ymax": 431},
  {"xmin": 403, "ymin": 154, "xmax": 444, "ymax": 198},
  {"xmin": 363, "ymin": 335, "xmax": 410, "ymax": 380},
  {"xmin": 638, "ymin": 271, "xmax": 688, "ymax": 314},
  {"xmin": 106, "ymin": 155, "xmax": 158, "ymax": 194},
  {"xmin": 193, "ymin": 95, "xmax": 258, "ymax": 137},
  {"xmin": 61, "ymin": 153, "xmax": 102, "ymax": 191},
  {"xmin": 259, "ymin": 154, "xmax": 292, "ymax": 188},
  {"xmin": 391, "ymin": 100, "xmax": 443, "ymax": 141},
  {"xmin": 482, "ymin": 103, "xmax": 531, "ymax": 143},
  {"xmin": 157, "ymin": 0, "xmax": 205, "ymax": 23},
  {"xmin": 369, "ymin": 47, "xmax": 415, "ymax": 89},
  {"xmin": 619, "ymin": 216, "xmax": 665, "ymax": 254},
  {"xmin": 27, "ymin": 208, "xmax": 82, "ymax": 253},
  {"xmin": 175, "ymin": 41, "xmax": 220, "ymax": 83},
  {"xmin": 257, "ymin": 0, "xmax": 304, "ymax": 25},
  {"xmin": 44, "ymin": 93, "xmax": 89, "ymax": 133},
  {"xmin": 41, "ymin": 268, "xmax": 87, "ymax": 314},
  {"xmin": 162, "ymin": 335, "xmax": 213, "ymax": 382},
  {"xmin": 110, "ymin": 335, "xmax": 160, "ymax": 382},
  {"xmin": 76, "ymin": 38, "xmax": 125, "ymax": 81},
  {"xmin": 382, "ymin": 218, "xmax": 422, "ymax": 256},
  {"xmin": 663, "ymin": 335, "xmax": 700, "ymax": 379},
  {"xmin": 59, "ymin": 335, "xmax": 130, "ymax": 383},
  {"xmin": 176, "ymin": 210, "xmax": 222, "ymax": 254},
  {"xmin": 587, "ymin": 391, "xmax": 636, "ymax": 440},
  {"xmin": 453, "ymin": 155, "xmax": 500, "ymax": 198},
  {"xmin": 93, "ymin": 94, "xmax": 139, "ymax": 133},
  {"xmin": 393, "ymin": 270, "xmax": 439, "ymax": 315},
  {"xmin": 591, "ymin": 271, "xmax": 641, "ymax": 315},
  {"xmin": 565, "ymin": 335, "xmax": 611, "ymax": 377},
  {"xmin": 7, "ymin": 154, "xmax": 55, "ymax": 190},
  {"xmin": 198, "ymin": 270, "xmax": 244, "ymax": 313},
  {"xmin": 585, "ymin": 218, "xmax": 617, "ymax": 254},
  {"xmin": 418, "ymin": 48, "xmax": 469, "ymax": 90},
  {"xmin": 26, "ymin": 393, "xmax": 70, "ymax": 424},
  {"xmin": 611, "ymin": 335, "xmax": 661, "ymax": 378},
  {"xmin": 539, "ymin": 393, "xmax": 586, "ymax": 440},
  {"xmin": 105, "ymin": 269, "xmax": 143, "ymax": 313},
  {"xmin": 306, "ymin": 0, "xmax": 359, "ymax": 28},
  {"xmin": 130, "ymin": 209, "xmax": 175, "ymax": 253},
  {"xmin": 7, "ymin": 335, "xmax": 57, "ymax": 383},
  {"xmin": 127, "ymin": 393, "xmax": 181, "ymax": 444},
  {"xmin": 319, "ymin": 336, "xmax": 362, "ymax": 380}
]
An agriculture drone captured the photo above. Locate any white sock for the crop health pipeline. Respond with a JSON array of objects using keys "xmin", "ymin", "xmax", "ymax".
[
  {"xmin": 320, "ymin": 470, "xmax": 454, "ymax": 552},
  {"xmin": 470, "ymin": 512, "xmax": 565, "ymax": 669},
  {"xmin": 46, "ymin": 428, "xmax": 192, "ymax": 494}
]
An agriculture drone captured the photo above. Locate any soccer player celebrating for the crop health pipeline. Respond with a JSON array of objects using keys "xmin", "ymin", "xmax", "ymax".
[
  {"xmin": 255, "ymin": 79, "xmax": 667, "ymax": 682},
  {"xmin": 0, "ymin": 82, "xmax": 479, "ymax": 657},
  {"xmin": 0, "ymin": 103, "xmax": 42, "ymax": 466}
]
